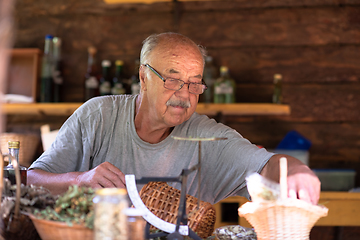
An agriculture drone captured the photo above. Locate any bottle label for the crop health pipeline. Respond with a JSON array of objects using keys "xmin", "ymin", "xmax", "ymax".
[
  {"xmin": 52, "ymin": 69, "xmax": 63, "ymax": 84},
  {"xmin": 215, "ymin": 83, "xmax": 233, "ymax": 94},
  {"xmin": 131, "ymin": 83, "xmax": 140, "ymax": 95},
  {"xmin": 100, "ymin": 81, "xmax": 111, "ymax": 95},
  {"xmin": 85, "ymin": 76, "xmax": 99, "ymax": 89},
  {"xmin": 111, "ymin": 83, "xmax": 125, "ymax": 95}
]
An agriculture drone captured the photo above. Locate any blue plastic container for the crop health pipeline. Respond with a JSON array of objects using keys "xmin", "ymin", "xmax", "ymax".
[{"xmin": 276, "ymin": 130, "xmax": 312, "ymax": 150}]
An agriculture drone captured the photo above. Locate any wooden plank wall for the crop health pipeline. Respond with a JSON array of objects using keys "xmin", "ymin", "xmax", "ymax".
[
  {"xmin": 11, "ymin": 0, "xmax": 360, "ymax": 177},
  {"xmin": 7, "ymin": 0, "xmax": 360, "ymax": 238}
]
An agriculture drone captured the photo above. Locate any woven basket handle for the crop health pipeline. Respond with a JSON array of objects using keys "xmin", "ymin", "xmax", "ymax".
[
  {"xmin": 279, "ymin": 157, "xmax": 288, "ymax": 200},
  {"xmin": 0, "ymin": 153, "xmax": 22, "ymax": 216}
]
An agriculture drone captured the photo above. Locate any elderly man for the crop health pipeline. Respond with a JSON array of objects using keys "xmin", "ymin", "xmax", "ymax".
[{"xmin": 28, "ymin": 32, "xmax": 320, "ymax": 205}]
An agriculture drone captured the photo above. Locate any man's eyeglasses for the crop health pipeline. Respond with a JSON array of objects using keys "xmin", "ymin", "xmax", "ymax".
[{"xmin": 144, "ymin": 64, "xmax": 207, "ymax": 95}]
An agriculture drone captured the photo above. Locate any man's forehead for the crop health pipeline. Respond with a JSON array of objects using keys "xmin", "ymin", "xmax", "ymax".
[{"xmin": 154, "ymin": 41, "xmax": 203, "ymax": 60}]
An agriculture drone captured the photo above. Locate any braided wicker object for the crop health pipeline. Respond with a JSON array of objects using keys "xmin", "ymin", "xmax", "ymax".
[
  {"xmin": 139, "ymin": 182, "xmax": 216, "ymax": 239},
  {"xmin": 238, "ymin": 199, "xmax": 328, "ymax": 240}
]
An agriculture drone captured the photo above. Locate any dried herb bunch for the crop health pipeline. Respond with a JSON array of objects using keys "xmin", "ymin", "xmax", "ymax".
[
  {"xmin": 1, "ymin": 179, "xmax": 57, "ymax": 218},
  {"xmin": 1, "ymin": 179, "xmax": 57, "ymax": 240},
  {"xmin": 33, "ymin": 185, "xmax": 95, "ymax": 229}
]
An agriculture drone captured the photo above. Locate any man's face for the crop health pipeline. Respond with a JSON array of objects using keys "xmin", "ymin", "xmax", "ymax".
[{"xmin": 142, "ymin": 44, "xmax": 204, "ymax": 128}]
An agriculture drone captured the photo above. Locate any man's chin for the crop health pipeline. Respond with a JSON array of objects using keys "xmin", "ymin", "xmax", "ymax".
[{"xmin": 165, "ymin": 112, "xmax": 192, "ymax": 126}]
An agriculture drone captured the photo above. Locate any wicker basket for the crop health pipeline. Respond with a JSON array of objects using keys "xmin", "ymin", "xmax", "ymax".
[
  {"xmin": 0, "ymin": 133, "xmax": 40, "ymax": 167},
  {"xmin": 139, "ymin": 182, "xmax": 216, "ymax": 239},
  {"xmin": 238, "ymin": 198, "xmax": 328, "ymax": 240},
  {"xmin": 29, "ymin": 215, "xmax": 93, "ymax": 240}
]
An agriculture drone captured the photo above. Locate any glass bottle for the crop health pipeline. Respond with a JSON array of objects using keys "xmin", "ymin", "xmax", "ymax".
[
  {"xmin": 272, "ymin": 73, "xmax": 283, "ymax": 104},
  {"xmin": 123, "ymin": 208, "xmax": 146, "ymax": 240},
  {"xmin": 214, "ymin": 66, "xmax": 236, "ymax": 103},
  {"xmin": 131, "ymin": 59, "xmax": 141, "ymax": 95},
  {"xmin": 99, "ymin": 60, "xmax": 112, "ymax": 96},
  {"xmin": 52, "ymin": 37, "xmax": 63, "ymax": 102},
  {"xmin": 201, "ymin": 56, "xmax": 217, "ymax": 103},
  {"xmin": 3, "ymin": 141, "xmax": 27, "ymax": 185},
  {"xmin": 111, "ymin": 60, "xmax": 126, "ymax": 95},
  {"xmin": 40, "ymin": 34, "xmax": 54, "ymax": 102},
  {"xmin": 93, "ymin": 188, "xmax": 130, "ymax": 240},
  {"xmin": 84, "ymin": 46, "xmax": 100, "ymax": 101}
]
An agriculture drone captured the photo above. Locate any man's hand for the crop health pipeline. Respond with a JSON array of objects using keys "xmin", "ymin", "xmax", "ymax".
[
  {"xmin": 76, "ymin": 162, "xmax": 126, "ymax": 189},
  {"xmin": 260, "ymin": 154, "xmax": 321, "ymax": 204},
  {"xmin": 28, "ymin": 162, "xmax": 126, "ymax": 195},
  {"xmin": 287, "ymin": 164, "xmax": 320, "ymax": 204}
]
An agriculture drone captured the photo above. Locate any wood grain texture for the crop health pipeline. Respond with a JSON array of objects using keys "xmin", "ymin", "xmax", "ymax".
[{"xmin": 8, "ymin": 1, "xmax": 360, "ymax": 212}]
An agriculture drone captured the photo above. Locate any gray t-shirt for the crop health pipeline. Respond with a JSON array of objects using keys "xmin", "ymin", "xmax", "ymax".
[{"xmin": 30, "ymin": 95, "xmax": 274, "ymax": 204}]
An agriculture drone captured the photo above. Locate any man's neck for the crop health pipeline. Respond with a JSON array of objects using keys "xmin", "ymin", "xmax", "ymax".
[{"xmin": 134, "ymin": 95, "xmax": 174, "ymax": 144}]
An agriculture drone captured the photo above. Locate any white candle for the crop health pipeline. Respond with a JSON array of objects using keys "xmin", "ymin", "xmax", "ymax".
[{"xmin": 280, "ymin": 157, "xmax": 288, "ymax": 200}]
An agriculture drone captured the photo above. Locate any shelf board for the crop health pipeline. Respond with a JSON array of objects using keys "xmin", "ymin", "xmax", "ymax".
[
  {"xmin": 103, "ymin": 0, "xmax": 214, "ymax": 3},
  {"xmin": 1, "ymin": 103, "xmax": 291, "ymax": 116},
  {"xmin": 2, "ymin": 103, "xmax": 82, "ymax": 116},
  {"xmin": 196, "ymin": 103, "xmax": 290, "ymax": 116}
]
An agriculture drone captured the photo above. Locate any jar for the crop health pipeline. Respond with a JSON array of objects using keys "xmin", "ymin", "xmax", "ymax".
[
  {"xmin": 93, "ymin": 188, "xmax": 130, "ymax": 240},
  {"xmin": 123, "ymin": 208, "xmax": 146, "ymax": 240}
]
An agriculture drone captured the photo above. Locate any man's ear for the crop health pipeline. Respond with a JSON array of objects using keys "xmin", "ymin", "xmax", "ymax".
[{"xmin": 139, "ymin": 65, "xmax": 147, "ymax": 91}]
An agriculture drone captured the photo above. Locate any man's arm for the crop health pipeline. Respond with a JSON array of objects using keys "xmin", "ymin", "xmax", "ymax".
[
  {"xmin": 27, "ymin": 162, "xmax": 126, "ymax": 195},
  {"xmin": 260, "ymin": 154, "xmax": 320, "ymax": 204}
]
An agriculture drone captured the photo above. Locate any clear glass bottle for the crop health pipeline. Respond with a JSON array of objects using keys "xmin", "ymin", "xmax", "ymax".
[
  {"xmin": 3, "ymin": 141, "xmax": 27, "ymax": 185},
  {"xmin": 40, "ymin": 34, "xmax": 54, "ymax": 102},
  {"xmin": 272, "ymin": 73, "xmax": 283, "ymax": 104},
  {"xmin": 214, "ymin": 66, "xmax": 236, "ymax": 103},
  {"xmin": 201, "ymin": 56, "xmax": 217, "ymax": 103},
  {"xmin": 123, "ymin": 208, "xmax": 146, "ymax": 240},
  {"xmin": 99, "ymin": 60, "xmax": 112, "ymax": 96},
  {"xmin": 111, "ymin": 60, "xmax": 126, "ymax": 95},
  {"xmin": 52, "ymin": 37, "xmax": 63, "ymax": 102},
  {"xmin": 84, "ymin": 46, "xmax": 100, "ymax": 101},
  {"xmin": 93, "ymin": 188, "xmax": 130, "ymax": 240}
]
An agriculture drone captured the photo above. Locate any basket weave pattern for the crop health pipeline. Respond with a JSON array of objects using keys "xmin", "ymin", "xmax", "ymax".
[
  {"xmin": 139, "ymin": 182, "xmax": 216, "ymax": 239},
  {"xmin": 29, "ymin": 215, "xmax": 93, "ymax": 240},
  {"xmin": 0, "ymin": 133, "xmax": 39, "ymax": 167},
  {"xmin": 238, "ymin": 199, "xmax": 328, "ymax": 240}
]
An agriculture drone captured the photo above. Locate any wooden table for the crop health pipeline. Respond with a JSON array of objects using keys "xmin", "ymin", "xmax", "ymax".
[{"xmin": 213, "ymin": 192, "xmax": 360, "ymax": 229}]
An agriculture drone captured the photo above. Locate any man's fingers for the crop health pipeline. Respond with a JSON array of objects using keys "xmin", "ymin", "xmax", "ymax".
[
  {"xmin": 288, "ymin": 189, "xmax": 297, "ymax": 199},
  {"xmin": 287, "ymin": 173, "xmax": 320, "ymax": 204}
]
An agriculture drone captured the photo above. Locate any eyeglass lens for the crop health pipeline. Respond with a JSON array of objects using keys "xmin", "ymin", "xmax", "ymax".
[{"xmin": 164, "ymin": 79, "xmax": 205, "ymax": 94}]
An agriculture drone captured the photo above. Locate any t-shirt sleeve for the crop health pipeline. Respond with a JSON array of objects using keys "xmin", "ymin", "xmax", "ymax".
[{"xmin": 29, "ymin": 98, "xmax": 103, "ymax": 173}]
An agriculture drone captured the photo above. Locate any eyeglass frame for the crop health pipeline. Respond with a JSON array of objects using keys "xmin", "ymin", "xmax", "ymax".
[{"xmin": 143, "ymin": 63, "xmax": 208, "ymax": 95}]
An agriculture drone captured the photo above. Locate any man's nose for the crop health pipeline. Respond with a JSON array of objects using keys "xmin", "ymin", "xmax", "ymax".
[{"xmin": 175, "ymin": 82, "xmax": 191, "ymax": 97}]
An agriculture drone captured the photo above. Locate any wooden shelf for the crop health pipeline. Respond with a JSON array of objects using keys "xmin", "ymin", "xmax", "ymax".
[
  {"xmin": 104, "ymin": 0, "xmax": 214, "ymax": 4},
  {"xmin": 1, "ymin": 103, "xmax": 291, "ymax": 116},
  {"xmin": 2, "ymin": 103, "xmax": 81, "ymax": 116},
  {"xmin": 196, "ymin": 103, "xmax": 290, "ymax": 116}
]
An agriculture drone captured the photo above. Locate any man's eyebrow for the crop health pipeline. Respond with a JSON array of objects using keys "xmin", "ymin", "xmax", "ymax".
[
  {"xmin": 168, "ymin": 69, "xmax": 202, "ymax": 79},
  {"xmin": 169, "ymin": 69, "xmax": 179, "ymax": 74}
]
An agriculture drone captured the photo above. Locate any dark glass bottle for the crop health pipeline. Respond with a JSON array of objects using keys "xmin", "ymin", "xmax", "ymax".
[
  {"xmin": 3, "ymin": 141, "xmax": 27, "ymax": 185},
  {"xmin": 52, "ymin": 37, "xmax": 63, "ymax": 102},
  {"xmin": 111, "ymin": 60, "xmax": 126, "ymax": 95},
  {"xmin": 99, "ymin": 60, "xmax": 112, "ymax": 96},
  {"xmin": 84, "ymin": 46, "xmax": 100, "ymax": 101},
  {"xmin": 272, "ymin": 73, "xmax": 283, "ymax": 104},
  {"xmin": 40, "ymin": 34, "xmax": 54, "ymax": 102},
  {"xmin": 214, "ymin": 66, "xmax": 236, "ymax": 103},
  {"xmin": 200, "ymin": 56, "xmax": 217, "ymax": 103},
  {"xmin": 131, "ymin": 59, "xmax": 141, "ymax": 95}
]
